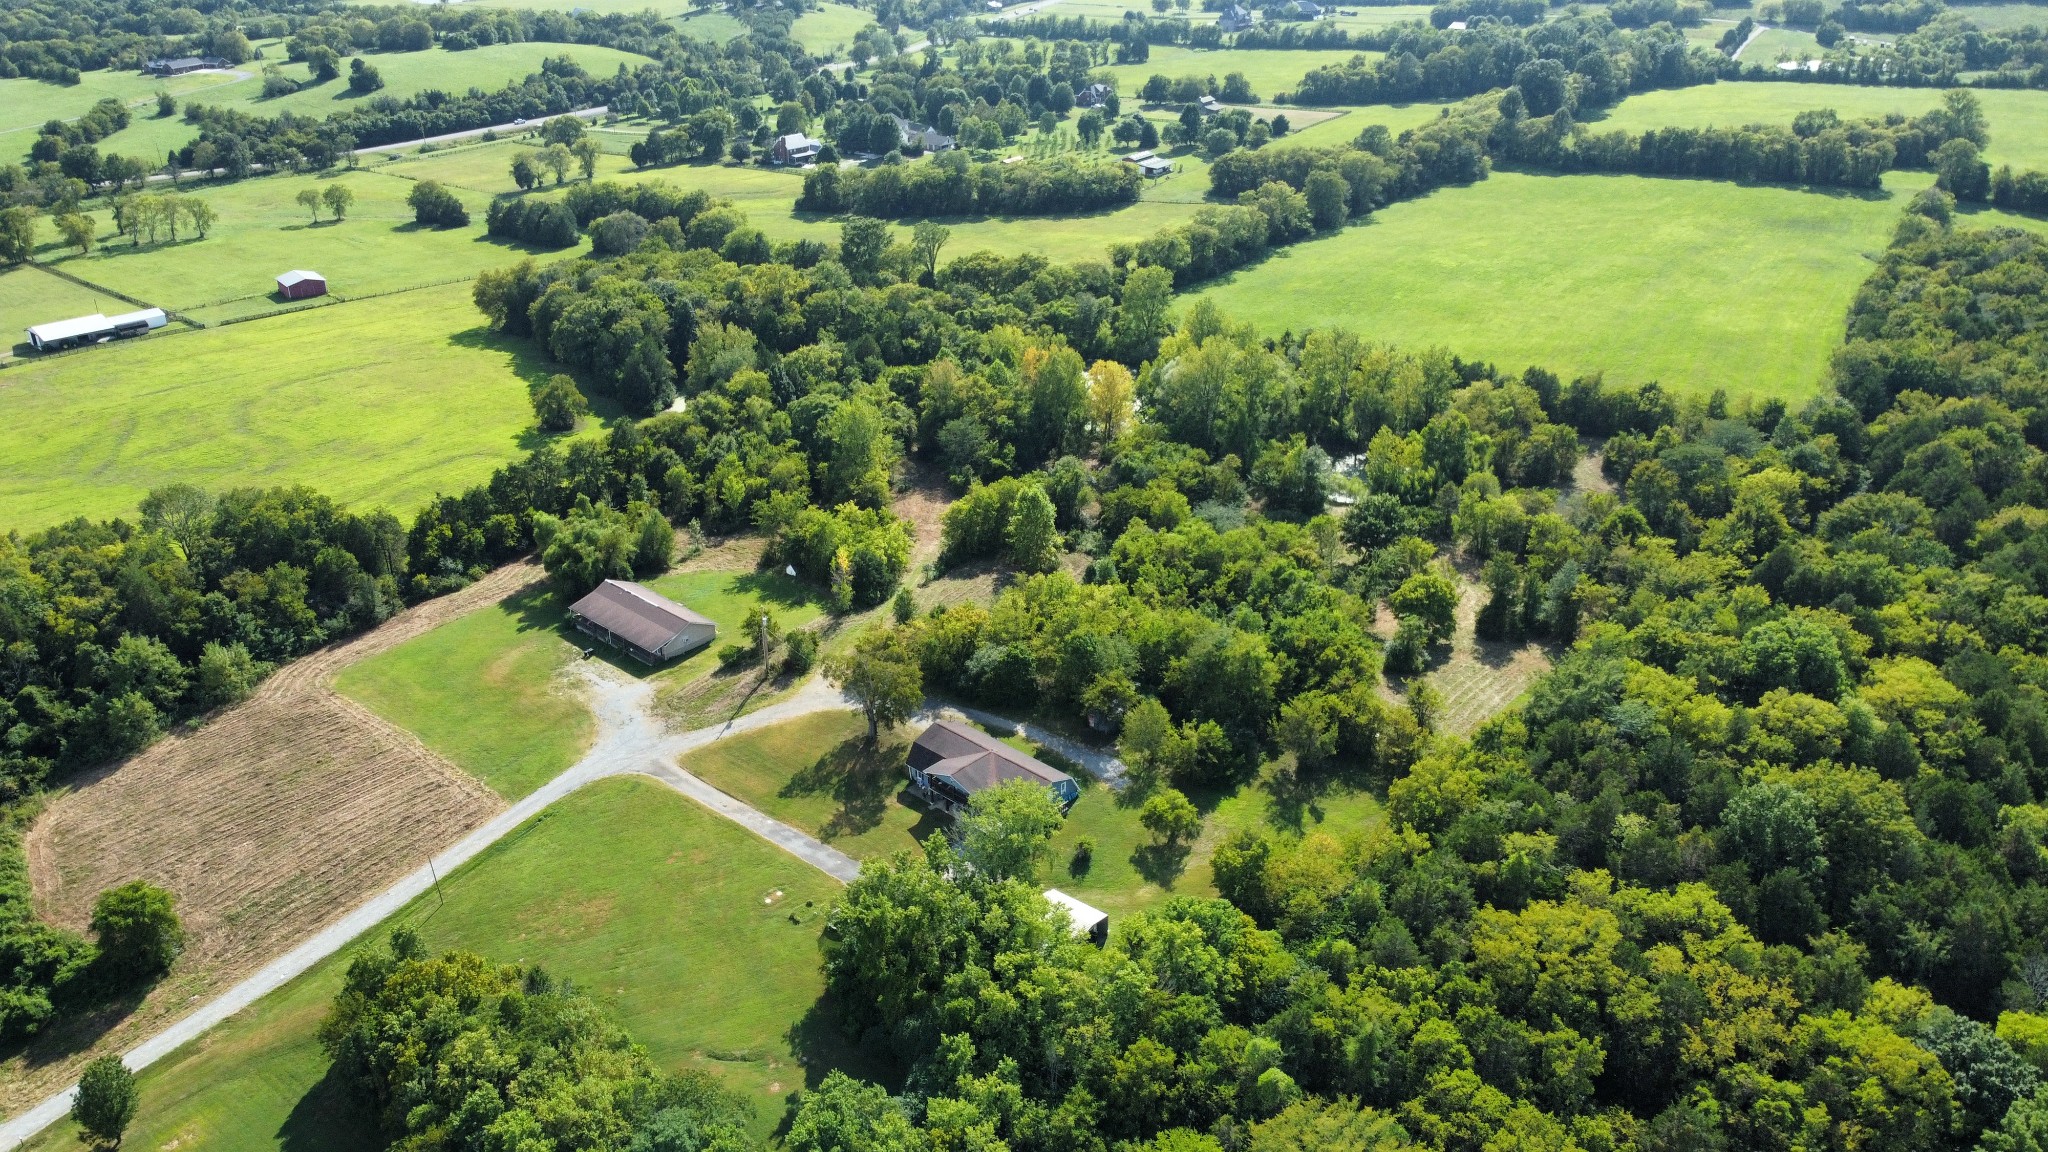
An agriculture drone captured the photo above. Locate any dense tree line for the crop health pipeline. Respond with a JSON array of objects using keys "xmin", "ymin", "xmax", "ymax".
[
  {"xmin": 486, "ymin": 195, "xmax": 581, "ymax": 248},
  {"xmin": 322, "ymin": 931, "xmax": 755, "ymax": 1151},
  {"xmin": 798, "ymin": 153, "xmax": 1141, "ymax": 219},
  {"xmin": 1740, "ymin": 11, "xmax": 2048, "ymax": 89},
  {"xmin": 1288, "ymin": 15, "xmax": 1732, "ymax": 106},
  {"xmin": 791, "ymin": 202, "xmax": 2048, "ymax": 1152}
]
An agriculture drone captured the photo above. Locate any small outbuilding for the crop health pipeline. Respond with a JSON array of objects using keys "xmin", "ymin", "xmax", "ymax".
[
  {"xmin": 907, "ymin": 719, "xmax": 1080, "ymax": 817},
  {"xmin": 145, "ymin": 56, "xmax": 227, "ymax": 76},
  {"xmin": 565, "ymin": 579, "xmax": 716, "ymax": 665},
  {"xmin": 276, "ymin": 270, "xmax": 327, "ymax": 300},
  {"xmin": 1136, "ymin": 156, "xmax": 1173, "ymax": 178},
  {"xmin": 1044, "ymin": 889, "xmax": 1110, "ymax": 947}
]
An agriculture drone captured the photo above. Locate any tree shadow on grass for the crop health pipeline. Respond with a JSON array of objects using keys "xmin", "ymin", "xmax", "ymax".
[
  {"xmin": 779, "ymin": 734, "xmax": 916, "ymax": 841},
  {"xmin": 1130, "ymin": 839, "xmax": 1193, "ymax": 887},
  {"xmin": 0, "ymin": 984, "xmax": 152, "ymax": 1074},
  {"xmin": 779, "ymin": 991, "xmax": 907, "ymax": 1139},
  {"xmin": 278, "ymin": 1059, "xmax": 380, "ymax": 1152}
]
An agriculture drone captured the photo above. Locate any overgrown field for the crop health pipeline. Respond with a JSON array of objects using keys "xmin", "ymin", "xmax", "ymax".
[
  {"xmin": 335, "ymin": 585, "xmax": 595, "ymax": 800},
  {"xmin": 0, "ymin": 282, "xmax": 588, "ymax": 530},
  {"xmin": 1201, "ymin": 169, "xmax": 1931, "ymax": 399},
  {"xmin": 19, "ymin": 776, "xmax": 863, "ymax": 1152},
  {"xmin": 6, "ymin": 44, "xmax": 650, "ymax": 166},
  {"xmin": 1593, "ymin": 82, "xmax": 2048, "ymax": 171}
]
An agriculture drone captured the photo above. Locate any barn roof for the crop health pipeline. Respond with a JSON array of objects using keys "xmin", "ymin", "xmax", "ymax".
[
  {"xmin": 1044, "ymin": 888, "xmax": 1109, "ymax": 936},
  {"xmin": 276, "ymin": 270, "xmax": 325, "ymax": 287},
  {"xmin": 27, "ymin": 314, "xmax": 112, "ymax": 343},
  {"xmin": 566, "ymin": 580, "xmax": 712, "ymax": 653}
]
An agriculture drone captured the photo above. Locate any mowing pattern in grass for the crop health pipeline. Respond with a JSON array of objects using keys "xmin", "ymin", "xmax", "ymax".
[
  {"xmin": 335, "ymin": 585, "xmax": 594, "ymax": 799},
  {"xmin": 1593, "ymin": 83, "xmax": 2048, "ymax": 172},
  {"xmin": 0, "ymin": 282, "xmax": 566, "ymax": 530},
  {"xmin": 40, "ymin": 168, "xmax": 561, "ymax": 323},
  {"xmin": 19, "ymin": 777, "xmax": 861, "ymax": 1152},
  {"xmin": 1200, "ymin": 169, "xmax": 1928, "ymax": 400},
  {"xmin": 12, "ymin": 44, "xmax": 650, "ymax": 165}
]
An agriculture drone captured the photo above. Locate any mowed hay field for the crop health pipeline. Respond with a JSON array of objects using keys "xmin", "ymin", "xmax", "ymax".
[
  {"xmin": 11, "ymin": 564, "xmax": 541, "ymax": 1116},
  {"xmin": 0, "ymin": 282, "xmax": 566, "ymax": 531},
  {"xmin": 21, "ymin": 776, "xmax": 864, "ymax": 1152},
  {"xmin": 38, "ymin": 168, "xmax": 559, "ymax": 323},
  {"xmin": 1593, "ymin": 83, "xmax": 2048, "ymax": 172},
  {"xmin": 1200, "ymin": 169, "xmax": 1930, "ymax": 399},
  {"xmin": 4, "ymin": 44, "xmax": 651, "ymax": 165}
]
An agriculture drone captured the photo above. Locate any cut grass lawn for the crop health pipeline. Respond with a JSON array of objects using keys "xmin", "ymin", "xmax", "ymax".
[
  {"xmin": 38, "ymin": 168, "xmax": 566, "ymax": 323},
  {"xmin": 13, "ymin": 45, "xmax": 649, "ymax": 166},
  {"xmin": 335, "ymin": 584, "xmax": 594, "ymax": 800},
  {"xmin": 18, "ymin": 776, "xmax": 870, "ymax": 1152},
  {"xmin": 0, "ymin": 67, "xmax": 249, "ymax": 158},
  {"xmin": 1200, "ymin": 168, "xmax": 1930, "ymax": 401},
  {"xmin": 374, "ymin": 133, "xmax": 639, "ymax": 195},
  {"xmin": 1591, "ymin": 82, "xmax": 2048, "ymax": 172},
  {"xmin": 0, "ymin": 281, "xmax": 601, "ymax": 531},
  {"xmin": 0, "ymin": 265, "xmax": 131, "ymax": 360}
]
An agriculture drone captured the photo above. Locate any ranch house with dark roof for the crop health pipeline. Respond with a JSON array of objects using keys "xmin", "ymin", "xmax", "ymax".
[
  {"xmin": 907, "ymin": 720, "xmax": 1079, "ymax": 817},
  {"xmin": 565, "ymin": 580, "xmax": 716, "ymax": 665}
]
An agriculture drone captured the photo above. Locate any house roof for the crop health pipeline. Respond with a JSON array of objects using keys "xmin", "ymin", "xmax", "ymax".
[
  {"xmin": 1137, "ymin": 157, "xmax": 1172, "ymax": 173},
  {"xmin": 567, "ymin": 580, "xmax": 712, "ymax": 653},
  {"xmin": 910, "ymin": 720, "xmax": 1072, "ymax": 796},
  {"xmin": 1044, "ymin": 888, "xmax": 1109, "ymax": 936},
  {"xmin": 276, "ymin": 270, "xmax": 324, "ymax": 286},
  {"xmin": 776, "ymin": 132, "xmax": 821, "ymax": 151}
]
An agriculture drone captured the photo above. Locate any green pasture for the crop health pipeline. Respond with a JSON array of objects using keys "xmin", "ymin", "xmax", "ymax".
[
  {"xmin": 19, "ymin": 776, "xmax": 862, "ymax": 1152},
  {"xmin": 1946, "ymin": 3, "xmax": 2048, "ymax": 30},
  {"xmin": 38, "ymin": 168, "xmax": 565, "ymax": 322},
  {"xmin": 1740, "ymin": 26, "xmax": 1822, "ymax": 66},
  {"xmin": 1200, "ymin": 169, "xmax": 1931, "ymax": 401},
  {"xmin": 18, "ymin": 44, "xmax": 648, "ymax": 166},
  {"xmin": 1103, "ymin": 46, "xmax": 1377, "ymax": 101},
  {"xmin": 1592, "ymin": 82, "xmax": 2048, "ymax": 172},
  {"xmin": 0, "ymin": 282, "xmax": 583, "ymax": 531},
  {"xmin": 672, "ymin": 7, "xmax": 753, "ymax": 40},
  {"xmin": 0, "ymin": 67, "xmax": 244, "ymax": 158},
  {"xmin": 379, "ymin": 132, "xmax": 641, "ymax": 194},
  {"xmin": 335, "ymin": 585, "xmax": 595, "ymax": 800},
  {"xmin": 792, "ymin": 1, "xmax": 884, "ymax": 55},
  {"xmin": 0, "ymin": 266, "xmax": 128, "ymax": 360}
]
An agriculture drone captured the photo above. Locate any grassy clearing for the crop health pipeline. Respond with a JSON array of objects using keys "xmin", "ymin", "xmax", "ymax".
[
  {"xmin": 792, "ymin": 1, "xmax": 884, "ymax": 55},
  {"xmin": 683, "ymin": 711, "xmax": 1384, "ymax": 918},
  {"xmin": 37, "ymin": 168, "xmax": 563, "ymax": 322},
  {"xmin": 1591, "ymin": 83, "xmax": 2048, "ymax": 171},
  {"xmin": 673, "ymin": 7, "xmax": 753, "ymax": 40},
  {"xmin": 1946, "ymin": 4, "xmax": 2048, "ymax": 31},
  {"xmin": 1741, "ymin": 26, "xmax": 1822, "ymax": 66},
  {"xmin": 0, "ymin": 281, "xmax": 599, "ymax": 531},
  {"xmin": 0, "ymin": 67, "xmax": 247, "ymax": 158},
  {"xmin": 378, "ymin": 132, "xmax": 640, "ymax": 194},
  {"xmin": 20, "ymin": 776, "xmax": 868, "ymax": 1152},
  {"xmin": 17, "ymin": 45, "xmax": 648, "ymax": 166},
  {"xmin": 1201, "ymin": 169, "xmax": 1928, "ymax": 401},
  {"xmin": 1102, "ymin": 46, "xmax": 1376, "ymax": 101},
  {"xmin": 335, "ymin": 585, "xmax": 594, "ymax": 800},
  {"xmin": 0, "ymin": 266, "xmax": 130, "ymax": 360}
]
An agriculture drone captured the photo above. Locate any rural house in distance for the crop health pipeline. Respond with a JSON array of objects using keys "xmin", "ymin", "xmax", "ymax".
[
  {"xmin": 906, "ymin": 720, "xmax": 1079, "ymax": 817},
  {"xmin": 565, "ymin": 580, "xmax": 716, "ymax": 665}
]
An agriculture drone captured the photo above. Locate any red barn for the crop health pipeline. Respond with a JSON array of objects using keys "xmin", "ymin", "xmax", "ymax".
[{"xmin": 276, "ymin": 270, "xmax": 326, "ymax": 299}]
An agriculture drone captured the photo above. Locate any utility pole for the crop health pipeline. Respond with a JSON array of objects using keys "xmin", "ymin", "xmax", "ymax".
[{"xmin": 759, "ymin": 611, "xmax": 770, "ymax": 682}]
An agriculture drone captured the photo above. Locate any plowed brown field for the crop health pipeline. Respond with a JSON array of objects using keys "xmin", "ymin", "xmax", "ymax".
[{"xmin": 5, "ymin": 560, "xmax": 541, "ymax": 1112}]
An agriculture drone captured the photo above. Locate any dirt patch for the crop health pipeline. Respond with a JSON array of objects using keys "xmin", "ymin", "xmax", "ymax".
[
  {"xmin": 1374, "ymin": 567, "xmax": 1555, "ymax": 737},
  {"xmin": 672, "ymin": 533, "xmax": 768, "ymax": 574},
  {"xmin": 894, "ymin": 461, "xmax": 953, "ymax": 569},
  {"xmin": 1568, "ymin": 444, "xmax": 1614, "ymax": 497},
  {"xmin": 7, "ymin": 561, "xmax": 542, "ymax": 1112}
]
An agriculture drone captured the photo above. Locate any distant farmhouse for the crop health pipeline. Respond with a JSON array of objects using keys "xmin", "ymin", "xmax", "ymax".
[
  {"xmin": 25, "ymin": 308, "xmax": 168, "ymax": 353},
  {"xmin": 772, "ymin": 132, "xmax": 823, "ymax": 165},
  {"xmin": 275, "ymin": 270, "xmax": 326, "ymax": 300},
  {"xmin": 907, "ymin": 720, "xmax": 1079, "ymax": 818},
  {"xmin": 145, "ymin": 56, "xmax": 228, "ymax": 75},
  {"xmin": 891, "ymin": 115, "xmax": 956, "ymax": 153},
  {"xmin": 1218, "ymin": 2, "xmax": 1255, "ymax": 31},
  {"xmin": 566, "ymin": 580, "xmax": 716, "ymax": 665},
  {"xmin": 1122, "ymin": 150, "xmax": 1172, "ymax": 177},
  {"xmin": 1076, "ymin": 82, "xmax": 1115, "ymax": 108}
]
